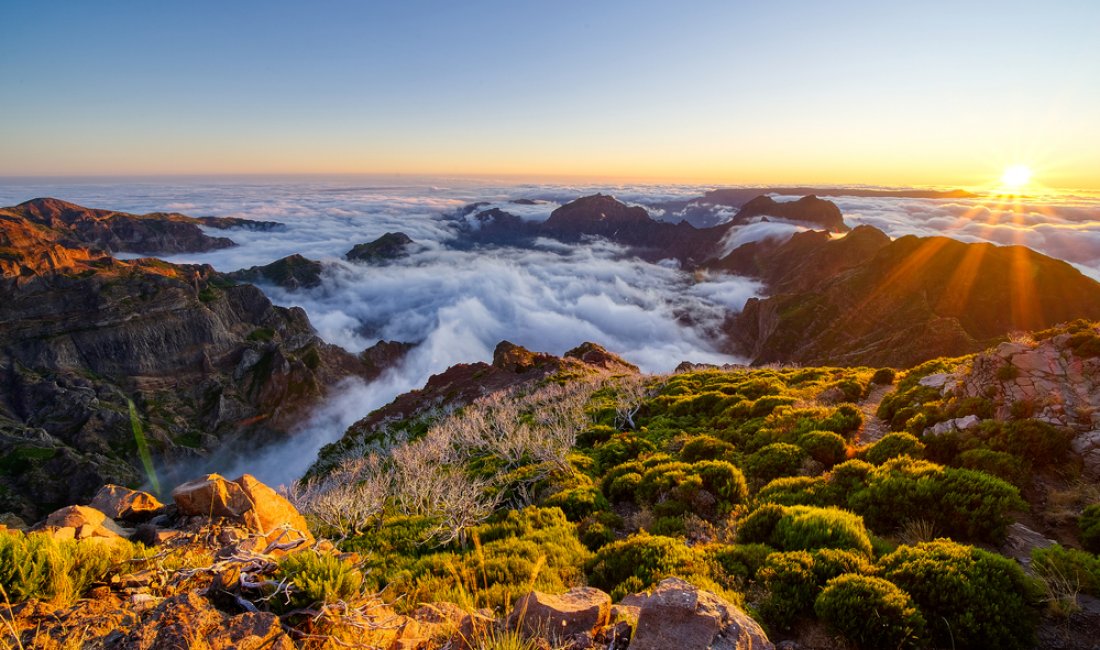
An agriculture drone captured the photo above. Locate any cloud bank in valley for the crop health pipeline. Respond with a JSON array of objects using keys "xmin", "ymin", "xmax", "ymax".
[{"xmin": 2, "ymin": 178, "xmax": 1099, "ymax": 484}]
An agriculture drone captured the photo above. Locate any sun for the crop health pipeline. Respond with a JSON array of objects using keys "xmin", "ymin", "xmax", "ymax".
[{"xmin": 1000, "ymin": 165, "xmax": 1032, "ymax": 192}]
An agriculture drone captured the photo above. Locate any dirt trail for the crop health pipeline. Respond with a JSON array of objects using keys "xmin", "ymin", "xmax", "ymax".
[{"xmin": 856, "ymin": 383, "xmax": 893, "ymax": 445}]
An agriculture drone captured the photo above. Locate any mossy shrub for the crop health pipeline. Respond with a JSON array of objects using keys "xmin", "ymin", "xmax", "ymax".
[
  {"xmin": 758, "ymin": 548, "xmax": 877, "ymax": 630},
  {"xmin": 1080, "ymin": 503, "xmax": 1100, "ymax": 554},
  {"xmin": 864, "ymin": 432, "xmax": 925, "ymax": 465},
  {"xmin": 756, "ymin": 476, "xmax": 830, "ymax": 507},
  {"xmin": 771, "ymin": 506, "xmax": 873, "ymax": 556},
  {"xmin": 592, "ymin": 434, "xmax": 656, "ymax": 472},
  {"xmin": 738, "ymin": 505, "xmax": 873, "ymax": 556},
  {"xmin": 746, "ymin": 443, "xmax": 807, "ymax": 485},
  {"xmin": 814, "ymin": 574, "xmax": 925, "ymax": 649},
  {"xmin": 871, "ymin": 368, "xmax": 896, "ymax": 385},
  {"xmin": 956, "ymin": 448, "xmax": 1025, "ymax": 484},
  {"xmin": 543, "ymin": 485, "xmax": 610, "ymax": 522},
  {"xmin": 586, "ymin": 532, "xmax": 713, "ymax": 600},
  {"xmin": 797, "ymin": 430, "xmax": 847, "ymax": 467},
  {"xmin": 707, "ymin": 543, "xmax": 773, "ymax": 584},
  {"xmin": 880, "ymin": 540, "xmax": 1040, "ymax": 650},
  {"xmin": 634, "ymin": 460, "xmax": 748, "ymax": 519},
  {"xmin": 679, "ymin": 434, "xmax": 737, "ymax": 463}
]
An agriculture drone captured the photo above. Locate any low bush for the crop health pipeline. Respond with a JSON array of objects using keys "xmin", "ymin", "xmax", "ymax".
[
  {"xmin": 633, "ymin": 460, "xmax": 748, "ymax": 520},
  {"xmin": 871, "ymin": 368, "xmax": 896, "ymax": 385},
  {"xmin": 678, "ymin": 434, "xmax": 737, "ymax": 463},
  {"xmin": 1081, "ymin": 504, "xmax": 1100, "ymax": 553},
  {"xmin": 864, "ymin": 432, "xmax": 924, "ymax": 465},
  {"xmin": 543, "ymin": 485, "xmax": 610, "ymax": 522},
  {"xmin": 707, "ymin": 543, "xmax": 773, "ymax": 584},
  {"xmin": 737, "ymin": 505, "xmax": 872, "ymax": 556},
  {"xmin": 758, "ymin": 548, "xmax": 876, "ymax": 630},
  {"xmin": 814, "ymin": 574, "xmax": 925, "ymax": 649},
  {"xmin": 881, "ymin": 540, "xmax": 1040, "ymax": 650},
  {"xmin": 745, "ymin": 443, "xmax": 806, "ymax": 485},
  {"xmin": 797, "ymin": 430, "xmax": 847, "ymax": 468},
  {"xmin": 586, "ymin": 532, "xmax": 713, "ymax": 600}
]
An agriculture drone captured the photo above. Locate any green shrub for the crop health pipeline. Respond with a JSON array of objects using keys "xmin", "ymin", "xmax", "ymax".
[
  {"xmin": 1081, "ymin": 504, "xmax": 1100, "ymax": 554},
  {"xmin": 758, "ymin": 548, "xmax": 876, "ymax": 630},
  {"xmin": 881, "ymin": 540, "xmax": 1040, "ymax": 650},
  {"xmin": 814, "ymin": 574, "xmax": 925, "ymax": 649},
  {"xmin": 1031, "ymin": 544, "xmax": 1100, "ymax": 596},
  {"xmin": 577, "ymin": 424, "xmax": 617, "ymax": 448},
  {"xmin": 587, "ymin": 532, "xmax": 713, "ymax": 600},
  {"xmin": 634, "ymin": 460, "xmax": 748, "ymax": 519},
  {"xmin": 864, "ymin": 432, "xmax": 925, "ymax": 465},
  {"xmin": 0, "ymin": 531, "xmax": 142, "ymax": 605},
  {"xmin": 679, "ymin": 434, "xmax": 737, "ymax": 463},
  {"xmin": 871, "ymin": 368, "xmax": 896, "ymax": 385},
  {"xmin": 707, "ymin": 543, "xmax": 773, "ymax": 583},
  {"xmin": 756, "ymin": 476, "xmax": 830, "ymax": 507},
  {"xmin": 737, "ymin": 505, "xmax": 872, "ymax": 556},
  {"xmin": 543, "ymin": 486, "xmax": 610, "ymax": 522},
  {"xmin": 850, "ymin": 457, "xmax": 1025, "ymax": 542},
  {"xmin": 797, "ymin": 430, "xmax": 847, "ymax": 467},
  {"xmin": 275, "ymin": 551, "xmax": 364, "ymax": 612},
  {"xmin": 956, "ymin": 448, "xmax": 1025, "ymax": 484},
  {"xmin": 746, "ymin": 443, "xmax": 806, "ymax": 485},
  {"xmin": 593, "ymin": 434, "xmax": 656, "ymax": 472},
  {"xmin": 771, "ymin": 506, "xmax": 873, "ymax": 556}
]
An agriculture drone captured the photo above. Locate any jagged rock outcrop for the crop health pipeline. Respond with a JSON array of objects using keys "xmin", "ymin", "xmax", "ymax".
[
  {"xmin": 346, "ymin": 232, "xmax": 416, "ymax": 263},
  {"xmin": 227, "ymin": 253, "xmax": 325, "ymax": 290},
  {"xmin": 627, "ymin": 578, "xmax": 774, "ymax": 650},
  {"xmin": 730, "ymin": 194, "xmax": 849, "ymax": 233},
  {"xmin": 933, "ymin": 323, "xmax": 1100, "ymax": 475},
  {"xmin": 3, "ymin": 197, "xmax": 241, "ymax": 254},
  {"xmin": 725, "ymin": 226, "xmax": 1100, "ymax": 367}
]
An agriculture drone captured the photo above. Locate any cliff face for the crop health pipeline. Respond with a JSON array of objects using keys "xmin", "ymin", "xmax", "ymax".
[{"xmin": 0, "ymin": 201, "xmax": 371, "ymax": 519}]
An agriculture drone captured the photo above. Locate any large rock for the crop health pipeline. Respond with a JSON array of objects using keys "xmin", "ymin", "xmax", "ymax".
[
  {"xmin": 36, "ymin": 505, "xmax": 128, "ymax": 540},
  {"xmin": 509, "ymin": 587, "xmax": 611, "ymax": 641},
  {"xmin": 172, "ymin": 473, "xmax": 313, "ymax": 550},
  {"xmin": 89, "ymin": 484, "xmax": 164, "ymax": 522},
  {"xmin": 628, "ymin": 578, "xmax": 773, "ymax": 650}
]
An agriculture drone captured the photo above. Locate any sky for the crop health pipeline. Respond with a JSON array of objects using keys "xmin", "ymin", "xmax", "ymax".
[{"xmin": 1, "ymin": 1, "xmax": 1098, "ymax": 188}]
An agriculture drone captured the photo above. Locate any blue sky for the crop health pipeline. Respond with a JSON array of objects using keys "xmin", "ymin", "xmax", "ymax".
[{"xmin": 1, "ymin": 1, "xmax": 1098, "ymax": 187}]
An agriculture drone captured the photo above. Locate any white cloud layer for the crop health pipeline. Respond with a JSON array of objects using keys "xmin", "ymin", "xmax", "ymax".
[{"xmin": 2, "ymin": 179, "xmax": 1098, "ymax": 485}]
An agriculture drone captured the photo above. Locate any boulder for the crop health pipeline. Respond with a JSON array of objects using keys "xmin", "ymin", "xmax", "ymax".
[
  {"xmin": 172, "ymin": 474, "xmax": 253, "ymax": 519},
  {"xmin": 89, "ymin": 484, "xmax": 164, "ymax": 522},
  {"xmin": 509, "ymin": 587, "xmax": 611, "ymax": 641},
  {"xmin": 628, "ymin": 578, "xmax": 773, "ymax": 650},
  {"xmin": 171, "ymin": 473, "xmax": 313, "ymax": 551},
  {"xmin": 37, "ymin": 505, "xmax": 128, "ymax": 540}
]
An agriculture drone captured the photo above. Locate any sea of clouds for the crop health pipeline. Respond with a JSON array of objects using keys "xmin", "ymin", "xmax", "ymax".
[{"xmin": 1, "ymin": 177, "xmax": 1098, "ymax": 484}]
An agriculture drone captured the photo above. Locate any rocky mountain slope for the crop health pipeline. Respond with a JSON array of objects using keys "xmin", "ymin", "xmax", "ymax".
[
  {"xmin": 0, "ymin": 200, "xmax": 379, "ymax": 520},
  {"xmin": 717, "ymin": 225, "xmax": 1100, "ymax": 367}
]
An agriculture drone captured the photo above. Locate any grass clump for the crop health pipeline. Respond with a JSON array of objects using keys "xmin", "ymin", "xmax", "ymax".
[
  {"xmin": 0, "ymin": 531, "xmax": 143, "ymax": 606},
  {"xmin": 274, "ymin": 551, "xmax": 364, "ymax": 612}
]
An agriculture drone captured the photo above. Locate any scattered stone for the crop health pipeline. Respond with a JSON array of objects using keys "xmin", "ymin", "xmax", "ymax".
[
  {"xmin": 509, "ymin": 587, "xmax": 611, "ymax": 641},
  {"xmin": 89, "ymin": 484, "xmax": 164, "ymax": 522},
  {"xmin": 1001, "ymin": 522, "xmax": 1057, "ymax": 564},
  {"xmin": 927, "ymin": 414, "xmax": 981, "ymax": 437},
  {"xmin": 918, "ymin": 373, "xmax": 952, "ymax": 389},
  {"xmin": 628, "ymin": 578, "xmax": 774, "ymax": 650},
  {"xmin": 112, "ymin": 591, "xmax": 295, "ymax": 650}
]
